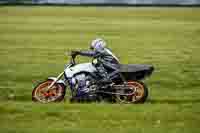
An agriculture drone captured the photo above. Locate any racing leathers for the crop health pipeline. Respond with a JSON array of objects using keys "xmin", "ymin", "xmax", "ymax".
[{"xmin": 73, "ymin": 48, "xmax": 120, "ymax": 84}]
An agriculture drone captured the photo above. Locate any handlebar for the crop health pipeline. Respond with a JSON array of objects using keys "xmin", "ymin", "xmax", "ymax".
[{"xmin": 70, "ymin": 55, "xmax": 76, "ymax": 65}]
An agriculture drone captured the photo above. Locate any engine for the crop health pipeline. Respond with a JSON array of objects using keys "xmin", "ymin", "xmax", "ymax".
[{"xmin": 70, "ymin": 73, "xmax": 96, "ymax": 97}]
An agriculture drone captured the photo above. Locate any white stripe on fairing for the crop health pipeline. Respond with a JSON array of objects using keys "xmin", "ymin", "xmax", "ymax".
[{"xmin": 105, "ymin": 48, "xmax": 119, "ymax": 62}]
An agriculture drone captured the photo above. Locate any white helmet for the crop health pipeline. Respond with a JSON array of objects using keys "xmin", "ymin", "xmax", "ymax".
[{"xmin": 90, "ymin": 38, "xmax": 106, "ymax": 51}]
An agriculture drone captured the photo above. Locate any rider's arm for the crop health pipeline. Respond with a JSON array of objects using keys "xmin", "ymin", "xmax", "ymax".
[{"xmin": 76, "ymin": 50, "xmax": 101, "ymax": 57}]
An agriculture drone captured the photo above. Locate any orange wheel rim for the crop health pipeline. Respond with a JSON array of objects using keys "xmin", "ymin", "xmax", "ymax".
[
  {"xmin": 34, "ymin": 81, "xmax": 62, "ymax": 102},
  {"xmin": 128, "ymin": 81, "xmax": 144, "ymax": 102}
]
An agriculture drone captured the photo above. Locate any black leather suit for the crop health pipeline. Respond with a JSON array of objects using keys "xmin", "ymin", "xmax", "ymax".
[{"xmin": 76, "ymin": 48, "xmax": 120, "ymax": 82}]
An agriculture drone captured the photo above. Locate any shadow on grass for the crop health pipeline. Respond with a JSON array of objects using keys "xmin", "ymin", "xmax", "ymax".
[
  {"xmin": 148, "ymin": 99, "xmax": 200, "ymax": 104},
  {"xmin": 3, "ymin": 95, "xmax": 200, "ymax": 104}
]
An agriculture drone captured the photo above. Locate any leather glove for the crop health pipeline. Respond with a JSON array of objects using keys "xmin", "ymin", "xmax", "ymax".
[{"xmin": 71, "ymin": 50, "xmax": 79, "ymax": 57}]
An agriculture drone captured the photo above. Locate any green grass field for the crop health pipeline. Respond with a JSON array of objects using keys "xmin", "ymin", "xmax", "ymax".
[{"xmin": 0, "ymin": 6, "xmax": 200, "ymax": 133}]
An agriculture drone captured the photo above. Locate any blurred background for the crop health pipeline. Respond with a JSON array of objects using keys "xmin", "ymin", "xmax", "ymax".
[{"xmin": 1, "ymin": 0, "xmax": 200, "ymax": 5}]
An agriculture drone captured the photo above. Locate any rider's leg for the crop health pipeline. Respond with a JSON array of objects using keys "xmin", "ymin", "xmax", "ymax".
[
  {"xmin": 95, "ymin": 63, "xmax": 112, "ymax": 84},
  {"xmin": 102, "ymin": 62, "xmax": 120, "ymax": 80}
]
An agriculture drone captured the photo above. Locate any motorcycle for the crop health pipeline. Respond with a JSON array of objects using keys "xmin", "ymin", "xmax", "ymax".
[{"xmin": 32, "ymin": 51, "xmax": 154, "ymax": 103}]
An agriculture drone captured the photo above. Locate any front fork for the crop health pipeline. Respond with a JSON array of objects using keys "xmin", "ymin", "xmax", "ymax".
[{"xmin": 43, "ymin": 71, "xmax": 65, "ymax": 92}]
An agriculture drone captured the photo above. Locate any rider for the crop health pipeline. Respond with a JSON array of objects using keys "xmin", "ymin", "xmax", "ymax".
[{"xmin": 71, "ymin": 38, "xmax": 120, "ymax": 85}]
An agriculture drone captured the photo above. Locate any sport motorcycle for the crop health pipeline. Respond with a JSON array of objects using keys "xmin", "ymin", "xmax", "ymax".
[{"xmin": 32, "ymin": 51, "xmax": 154, "ymax": 103}]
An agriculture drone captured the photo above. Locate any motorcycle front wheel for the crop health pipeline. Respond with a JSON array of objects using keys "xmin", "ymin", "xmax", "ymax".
[{"xmin": 32, "ymin": 79, "xmax": 66, "ymax": 103}]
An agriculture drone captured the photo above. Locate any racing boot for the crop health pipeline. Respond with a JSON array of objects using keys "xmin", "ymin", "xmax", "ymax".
[{"xmin": 97, "ymin": 77, "xmax": 113, "ymax": 91}]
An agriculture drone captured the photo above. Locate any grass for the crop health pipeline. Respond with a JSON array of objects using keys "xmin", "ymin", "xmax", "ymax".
[
  {"xmin": 0, "ymin": 101, "xmax": 200, "ymax": 133},
  {"xmin": 0, "ymin": 6, "xmax": 200, "ymax": 133}
]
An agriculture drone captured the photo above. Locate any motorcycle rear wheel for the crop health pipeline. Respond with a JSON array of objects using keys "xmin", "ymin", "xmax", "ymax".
[
  {"xmin": 32, "ymin": 79, "xmax": 66, "ymax": 103},
  {"xmin": 115, "ymin": 81, "xmax": 148, "ymax": 104}
]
